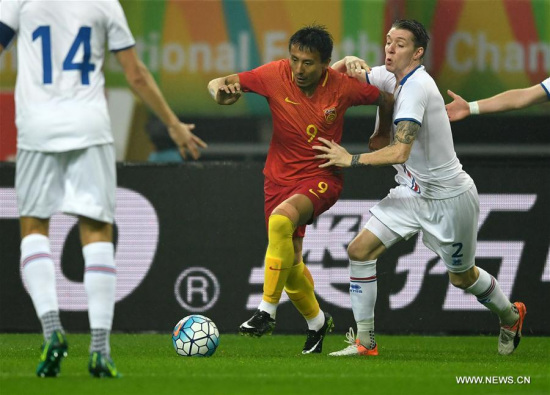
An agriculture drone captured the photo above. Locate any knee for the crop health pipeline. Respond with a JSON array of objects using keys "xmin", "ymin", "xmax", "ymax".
[
  {"xmin": 20, "ymin": 217, "xmax": 49, "ymax": 239},
  {"xmin": 271, "ymin": 202, "xmax": 300, "ymax": 226},
  {"xmin": 449, "ymin": 276, "xmax": 469, "ymax": 289},
  {"xmin": 347, "ymin": 230, "xmax": 385, "ymax": 262},
  {"xmin": 449, "ymin": 267, "xmax": 478, "ymax": 289},
  {"xmin": 268, "ymin": 214, "xmax": 294, "ymax": 239},
  {"xmin": 347, "ymin": 238, "xmax": 371, "ymax": 261},
  {"xmin": 79, "ymin": 217, "xmax": 112, "ymax": 244}
]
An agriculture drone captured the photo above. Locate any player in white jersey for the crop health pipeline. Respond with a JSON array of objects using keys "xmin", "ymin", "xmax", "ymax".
[
  {"xmin": 314, "ymin": 19, "xmax": 525, "ymax": 357},
  {"xmin": 0, "ymin": 0, "xmax": 206, "ymax": 378},
  {"xmin": 446, "ymin": 77, "xmax": 550, "ymax": 121}
]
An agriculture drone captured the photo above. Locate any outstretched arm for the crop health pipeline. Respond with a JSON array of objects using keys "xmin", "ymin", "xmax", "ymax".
[
  {"xmin": 446, "ymin": 84, "xmax": 548, "ymax": 121},
  {"xmin": 333, "ymin": 57, "xmax": 393, "ymax": 149},
  {"xmin": 115, "ymin": 47, "xmax": 206, "ymax": 160},
  {"xmin": 313, "ymin": 120, "xmax": 418, "ymax": 168},
  {"xmin": 207, "ymin": 74, "xmax": 242, "ymax": 105},
  {"xmin": 369, "ymin": 91, "xmax": 394, "ymax": 151}
]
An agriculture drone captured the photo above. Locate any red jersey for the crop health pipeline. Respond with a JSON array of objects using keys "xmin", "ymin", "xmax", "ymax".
[{"xmin": 238, "ymin": 59, "xmax": 380, "ymax": 185}]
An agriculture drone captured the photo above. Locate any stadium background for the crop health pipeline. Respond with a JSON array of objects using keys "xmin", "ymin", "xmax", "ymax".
[{"xmin": 0, "ymin": 0, "xmax": 548, "ymax": 336}]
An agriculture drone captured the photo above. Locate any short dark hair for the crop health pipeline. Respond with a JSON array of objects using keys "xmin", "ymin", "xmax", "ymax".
[
  {"xmin": 288, "ymin": 24, "xmax": 333, "ymax": 63},
  {"xmin": 391, "ymin": 19, "xmax": 430, "ymax": 58}
]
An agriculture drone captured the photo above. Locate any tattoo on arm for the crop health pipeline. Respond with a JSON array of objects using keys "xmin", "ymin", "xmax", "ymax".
[
  {"xmin": 393, "ymin": 121, "xmax": 420, "ymax": 145},
  {"xmin": 375, "ymin": 91, "xmax": 390, "ymax": 107}
]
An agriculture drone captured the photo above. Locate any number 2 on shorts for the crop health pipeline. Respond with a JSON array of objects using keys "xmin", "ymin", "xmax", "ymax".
[{"xmin": 451, "ymin": 242, "xmax": 464, "ymax": 266}]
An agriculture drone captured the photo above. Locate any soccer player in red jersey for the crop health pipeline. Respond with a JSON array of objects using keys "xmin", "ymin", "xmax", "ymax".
[{"xmin": 208, "ymin": 24, "xmax": 394, "ymax": 354}]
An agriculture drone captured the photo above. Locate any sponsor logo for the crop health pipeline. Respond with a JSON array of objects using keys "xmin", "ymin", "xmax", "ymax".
[
  {"xmin": 308, "ymin": 189, "xmax": 320, "ymax": 199},
  {"xmin": 285, "ymin": 97, "xmax": 300, "ymax": 105},
  {"xmin": 350, "ymin": 284, "xmax": 362, "ymax": 294}
]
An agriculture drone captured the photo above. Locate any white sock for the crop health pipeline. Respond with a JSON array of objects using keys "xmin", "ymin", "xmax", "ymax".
[
  {"xmin": 21, "ymin": 234, "xmax": 59, "ymax": 319},
  {"xmin": 258, "ymin": 300, "xmax": 278, "ymax": 318},
  {"xmin": 306, "ymin": 310, "xmax": 325, "ymax": 331},
  {"xmin": 350, "ymin": 259, "xmax": 377, "ymax": 347},
  {"xmin": 84, "ymin": 242, "xmax": 116, "ymax": 330},
  {"xmin": 466, "ymin": 267, "xmax": 518, "ymax": 326}
]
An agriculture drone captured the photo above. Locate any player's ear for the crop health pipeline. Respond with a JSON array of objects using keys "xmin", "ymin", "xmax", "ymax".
[{"xmin": 413, "ymin": 47, "xmax": 424, "ymax": 61}]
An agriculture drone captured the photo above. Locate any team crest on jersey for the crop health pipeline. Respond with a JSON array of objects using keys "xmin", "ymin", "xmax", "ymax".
[{"xmin": 324, "ymin": 107, "xmax": 337, "ymax": 124}]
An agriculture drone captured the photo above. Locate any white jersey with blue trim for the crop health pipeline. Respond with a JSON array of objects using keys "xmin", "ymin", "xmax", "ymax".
[
  {"xmin": 0, "ymin": 0, "xmax": 135, "ymax": 152},
  {"xmin": 541, "ymin": 77, "xmax": 550, "ymax": 99},
  {"xmin": 367, "ymin": 65, "xmax": 473, "ymax": 199}
]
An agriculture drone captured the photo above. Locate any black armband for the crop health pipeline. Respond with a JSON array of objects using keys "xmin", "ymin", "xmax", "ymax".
[{"xmin": 351, "ymin": 154, "xmax": 362, "ymax": 167}]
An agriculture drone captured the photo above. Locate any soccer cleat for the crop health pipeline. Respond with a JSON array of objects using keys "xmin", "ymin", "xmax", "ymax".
[
  {"xmin": 239, "ymin": 309, "xmax": 276, "ymax": 337},
  {"xmin": 302, "ymin": 312, "xmax": 334, "ymax": 354},
  {"xmin": 36, "ymin": 330, "xmax": 68, "ymax": 377},
  {"xmin": 88, "ymin": 352, "xmax": 120, "ymax": 378},
  {"xmin": 329, "ymin": 327, "xmax": 378, "ymax": 357},
  {"xmin": 498, "ymin": 302, "xmax": 526, "ymax": 355}
]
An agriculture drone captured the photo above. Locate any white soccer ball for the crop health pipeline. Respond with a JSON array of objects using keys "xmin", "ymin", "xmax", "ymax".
[{"xmin": 172, "ymin": 315, "xmax": 220, "ymax": 357}]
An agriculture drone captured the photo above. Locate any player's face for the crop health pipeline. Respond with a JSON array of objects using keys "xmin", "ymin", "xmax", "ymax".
[
  {"xmin": 384, "ymin": 28, "xmax": 423, "ymax": 78},
  {"xmin": 289, "ymin": 44, "xmax": 329, "ymax": 95}
]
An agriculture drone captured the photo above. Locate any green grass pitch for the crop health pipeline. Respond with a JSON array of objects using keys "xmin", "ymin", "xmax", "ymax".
[{"xmin": 0, "ymin": 333, "xmax": 548, "ymax": 395}]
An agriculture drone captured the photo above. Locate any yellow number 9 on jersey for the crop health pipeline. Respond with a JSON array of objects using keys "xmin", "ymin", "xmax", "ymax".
[{"xmin": 306, "ymin": 124, "xmax": 318, "ymax": 143}]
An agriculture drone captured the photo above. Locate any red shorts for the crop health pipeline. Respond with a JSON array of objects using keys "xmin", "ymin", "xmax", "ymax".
[{"xmin": 264, "ymin": 175, "xmax": 343, "ymax": 238}]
